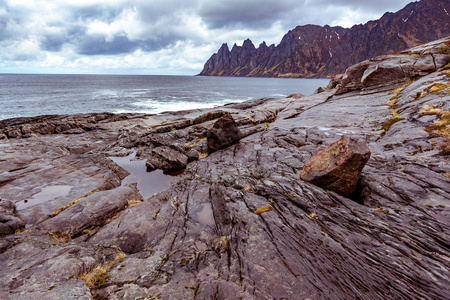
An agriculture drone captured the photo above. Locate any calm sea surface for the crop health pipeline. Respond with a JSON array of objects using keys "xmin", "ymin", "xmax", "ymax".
[{"xmin": 0, "ymin": 74, "xmax": 329, "ymax": 120}]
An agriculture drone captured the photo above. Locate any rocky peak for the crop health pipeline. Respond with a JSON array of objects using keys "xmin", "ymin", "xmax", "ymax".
[
  {"xmin": 217, "ymin": 43, "xmax": 230, "ymax": 56},
  {"xmin": 242, "ymin": 38, "xmax": 256, "ymax": 51},
  {"xmin": 259, "ymin": 41, "xmax": 269, "ymax": 52},
  {"xmin": 199, "ymin": 0, "xmax": 450, "ymax": 78}
]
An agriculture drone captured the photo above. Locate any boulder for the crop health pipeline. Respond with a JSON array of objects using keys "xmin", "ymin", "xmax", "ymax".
[
  {"xmin": 206, "ymin": 114, "xmax": 241, "ymax": 151},
  {"xmin": 360, "ymin": 57, "xmax": 406, "ymax": 87},
  {"xmin": 146, "ymin": 146, "xmax": 189, "ymax": 172},
  {"xmin": 0, "ymin": 199, "xmax": 25, "ymax": 236},
  {"xmin": 300, "ymin": 135, "xmax": 371, "ymax": 195}
]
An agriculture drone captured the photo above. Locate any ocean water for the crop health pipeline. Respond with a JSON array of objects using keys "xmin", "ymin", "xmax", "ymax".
[{"xmin": 0, "ymin": 74, "xmax": 330, "ymax": 120}]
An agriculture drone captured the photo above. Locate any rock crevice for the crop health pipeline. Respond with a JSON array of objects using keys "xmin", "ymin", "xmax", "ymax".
[{"xmin": 0, "ymin": 37, "xmax": 449, "ymax": 299}]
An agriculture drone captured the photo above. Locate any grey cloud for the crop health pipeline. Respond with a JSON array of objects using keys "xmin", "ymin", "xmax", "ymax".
[
  {"xmin": 135, "ymin": 1, "xmax": 198, "ymax": 21},
  {"xmin": 199, "ymin": 0, "xmax": 297, "ymax": 29},
  {"xmin": 66, "ymin": 1, "xmax": 199, "ymax": 55},
  {"xmin": 198, "ymin": 0, "xmax": 413, "ymax": 29},
  {"xmin": 41, "ymin": 35, "xmax": 66, "ymax": 52},
  {"xmin": 314, "ymin": 0, "xmax": 412, "ymax": 11},
  {"xmin": 69, "ymin": 5, "xmax": 125, "ymax": 23},
  {"xmin": 0, "ymin": 0, "xmax": 417, "ymax": 73},
  {"xmin": 77, "ymin": 35, "xmax": 139, "ymax": 55}
]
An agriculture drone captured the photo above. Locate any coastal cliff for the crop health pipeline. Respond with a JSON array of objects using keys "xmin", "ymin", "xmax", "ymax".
[
  {"xmin": 199, "ymin": 0, "xmax": 450, "ymax": 78},
  {"xmin": 0, "ymin": 37, "xmax": 449, "ymax": 299}
]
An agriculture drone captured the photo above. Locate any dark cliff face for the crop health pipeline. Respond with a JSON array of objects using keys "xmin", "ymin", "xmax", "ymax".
[{"xmin": 199, "ymin": 0, "xmax": 450, "ymax": 78}]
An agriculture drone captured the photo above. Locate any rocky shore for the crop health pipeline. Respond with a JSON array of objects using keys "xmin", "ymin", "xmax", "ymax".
[{"xmin": 0, "ymin": 37, "xmax": 449, "ymax": 299}]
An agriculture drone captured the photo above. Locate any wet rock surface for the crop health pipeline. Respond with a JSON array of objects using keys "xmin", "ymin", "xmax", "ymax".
[{"xmin": 0, "ymin": 38, "xmax": 449, "ymax": 299}]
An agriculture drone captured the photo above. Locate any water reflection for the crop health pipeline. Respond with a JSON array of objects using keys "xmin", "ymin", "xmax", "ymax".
[
  {"xmin": 16, "ymin": 185, "xmax": 73, "ymax": 210},
  {"xmin": 110, "ymin": 151, "xmax": 180, "ymax": 199}
]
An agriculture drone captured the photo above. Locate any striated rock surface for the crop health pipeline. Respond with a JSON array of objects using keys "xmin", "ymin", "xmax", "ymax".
[
  {"xmin": 0, "ymin": 38, "xmax": 449, "ymax": 299},
  {"xmin": 199, "ymin": 0, "xmax": 450, "ymax": 78},
  {"xmin": 300, "ymin": 135, "xmax": 371, "ymax": 195},
  {"xmin": 335, "ymin": 37, "xmax": 450, "ymax": 94}
]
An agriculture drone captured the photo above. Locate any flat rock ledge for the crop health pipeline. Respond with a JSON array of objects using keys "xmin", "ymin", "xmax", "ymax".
[{"xmin": 0, "ymin": 37, "xmax": 449, "ymax": 300}]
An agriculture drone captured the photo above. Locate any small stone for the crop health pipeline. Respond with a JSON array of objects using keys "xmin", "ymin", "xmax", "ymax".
[{"xmin": 300, "ymin": 135, "xmax": 371, "ymax": 195}]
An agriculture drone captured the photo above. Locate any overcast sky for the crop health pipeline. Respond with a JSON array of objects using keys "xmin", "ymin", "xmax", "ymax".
[{"xmin": 0, "ymin": 0, "xmax": 414, "ymax": 75}]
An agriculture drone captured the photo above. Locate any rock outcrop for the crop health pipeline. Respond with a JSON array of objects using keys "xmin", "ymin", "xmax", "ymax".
[
  {"xmin": 300, "ymin": 135, "xmax": 371, "ymax": 195},
  {"xmin": 0, "ymin": 37, "xmax": 449, "ymax": 299},
  {"xmin": 335, "ymin": 37, "xmax": 450, "ymax": 94},
  {"xmin": 199, "ymin": 0, "xmax": 450, "ymax": 78}
]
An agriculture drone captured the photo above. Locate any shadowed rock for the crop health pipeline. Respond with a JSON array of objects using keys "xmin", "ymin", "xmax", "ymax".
[
  {"xmin": 0, "ymin": 200, "xmax": 25, "ymax": 236},
  {"xmin": 300, "ymin": 135, "xmax": 371, "ymax": 195},
  {"xmin": 145, "ymin": 146, "xmax": 189, "ymax": 172},
  {"xmin": 207, "ymin": 114, "xmax": 241, "ymax": 151}
]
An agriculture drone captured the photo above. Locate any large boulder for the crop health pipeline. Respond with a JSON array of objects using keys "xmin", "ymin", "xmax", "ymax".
[
  {"xmin": 300, "ymin": 135, "xmax": 371, "ymax": 195},
  {"xmin": 207, "ymin": 114, "xmax": 241, "ymax": 151}
]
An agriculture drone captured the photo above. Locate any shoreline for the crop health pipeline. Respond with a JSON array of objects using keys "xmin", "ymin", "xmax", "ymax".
[
  {"xmin": 0, "ymin": 37, "xmax": 449, "ymax": 299},
  {"xmin": 0, "ymin": 75, "xmax": 329, "ymax": 122}
]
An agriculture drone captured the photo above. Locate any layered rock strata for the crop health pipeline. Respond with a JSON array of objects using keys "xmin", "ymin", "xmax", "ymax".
[
  {"xmin": 199, "ymin": 0, "xmax": 450, "ymax": 78},
  {"xmin": 0, "ymin": 37, "xmax": 449, "ymax": 299}
]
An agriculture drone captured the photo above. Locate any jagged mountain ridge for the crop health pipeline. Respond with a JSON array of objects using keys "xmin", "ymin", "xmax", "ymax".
[{"xmin": 199, "ymin": 0, "xmax": 450, "ymax": 78}]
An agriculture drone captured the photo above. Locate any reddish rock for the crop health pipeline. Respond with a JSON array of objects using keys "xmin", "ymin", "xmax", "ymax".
[
  {"xmin": 206, "ymin": 114, "xmax": 241, "ymax": 151},
  {"xmin": 300, "ymin": 135, "xmax": 371, "ymax": 195}
]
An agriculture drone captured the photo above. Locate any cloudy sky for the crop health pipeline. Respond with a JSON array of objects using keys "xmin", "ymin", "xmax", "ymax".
[{"xmin": 0, "ymin": 0, "xmax": 413, "ymax": 75}]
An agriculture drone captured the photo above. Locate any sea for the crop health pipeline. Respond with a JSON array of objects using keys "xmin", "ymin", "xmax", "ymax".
[{"xmin": 0, "ymin": 74, "xmax": 330, "ymax": 120}]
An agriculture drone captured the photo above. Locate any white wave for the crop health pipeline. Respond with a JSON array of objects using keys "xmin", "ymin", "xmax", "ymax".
[
  {"xmin": 91, "ymin": 90, "xmax": 120, "ymax": 99},
  {"xmin": 117, "ymin": 98, "xmax": 250, "ymax": 115}
]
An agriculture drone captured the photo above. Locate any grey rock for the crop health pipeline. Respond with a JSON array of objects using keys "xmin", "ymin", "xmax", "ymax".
[
  {"xmin": 335, "ymin": 36, "xmax": 450, "ymax": 94},
  {"xmin": 146, "ymin": 146, "xmax": 189, "ymax": 172},
  {"xmin": 0, "ymin": 37, "xmax": 449, "ymax": 300},
  {"xmin": 0, "ymin": 200, "xmax": 25, "ymax": 236},
  {"xmin": 37, "ymin": 186, "xmax": 142, "ymax": 237},
  {"xmin": 207, "ymin": 114, "xmax": 241, "ymax": 151}
]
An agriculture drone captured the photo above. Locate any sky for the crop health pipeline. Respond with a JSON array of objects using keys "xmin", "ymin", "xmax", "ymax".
[{"xmin": 0, "ymin": 0, "xmax": 414, "ymax": 75}]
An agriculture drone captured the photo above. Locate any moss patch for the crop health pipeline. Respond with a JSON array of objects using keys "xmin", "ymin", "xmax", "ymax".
[
  {"xmin": 419, "ymin": 106, "xmax": 450, "ymax": 136},
  {"xmin": 382, "ymin": 110, "xmax": 405, "ymax": 131},
  {"xmin": 386, "ymin": 95, "xmax": 400, "ymax": 109},
  {"xmin": 429, "ymin": 82, "xmax": 450, "ymax": 94},
  {"xmin": 50, "ymin": 190, "xmax": 101, "ymax": 218},
  {"xmin": 78, "ymin": 252, "xmax": 127, "ymax": 290},
  {"xmin": 79, "ymin": 266, "xmax": 109, "ymax": 290},
  {"xmin": 416, "ymin": 82, "xmax": 450, "ymax": 102},
  {"xmin": 419, "ymin": 105, "xmax": 450, "ymax": 154},
  {"xmin": 254, "ymin": 206, "xmax": 274, "ymax": 215}
]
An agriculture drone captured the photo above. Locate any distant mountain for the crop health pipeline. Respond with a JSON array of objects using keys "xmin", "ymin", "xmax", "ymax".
[{"xmin": 199, "ymin": 0, "xmax": 450, "ymax": 78}]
